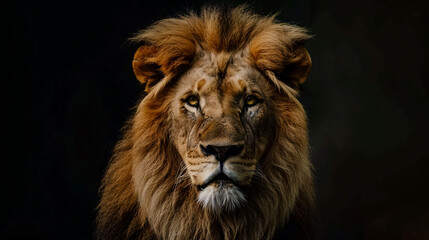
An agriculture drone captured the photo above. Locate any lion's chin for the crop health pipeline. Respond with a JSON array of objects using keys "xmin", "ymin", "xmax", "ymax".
[{"xmin": 197, "ymin": 182, "xmax": 246, "ymax": 212}]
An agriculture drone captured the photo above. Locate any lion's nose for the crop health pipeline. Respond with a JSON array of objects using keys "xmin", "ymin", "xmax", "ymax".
[{"xmin": 200, "ymin": 144, "xmax": 244, "ymax": 162}]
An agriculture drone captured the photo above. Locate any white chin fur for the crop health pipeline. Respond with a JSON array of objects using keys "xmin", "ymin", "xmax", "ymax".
[{"xmin": 197, "ymin": 184, "xmax": 246, "ymax": 211}]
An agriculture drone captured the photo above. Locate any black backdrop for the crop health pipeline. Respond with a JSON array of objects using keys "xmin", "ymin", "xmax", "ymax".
[{"xmin": 3, "ymin": 0, "xmax": 429, "ymax": 239}]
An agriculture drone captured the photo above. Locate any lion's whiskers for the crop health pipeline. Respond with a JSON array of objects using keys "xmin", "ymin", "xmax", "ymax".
[
  {"xmin": 173, "ymin": 162, "xmax": 189, "ymax": 191},
  {"xmin": 171, "ymin": 162, "xmax": 191, "ymax": 208},
  {"xmin": 252, "ymin": 163, "xmax": 271, "ymax": 185},
  {"xmin": 175, "ymin": 163, "xmax": 188, "ymax": 182}
]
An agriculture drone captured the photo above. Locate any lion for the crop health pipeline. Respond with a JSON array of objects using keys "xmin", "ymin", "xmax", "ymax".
[{"xmin": 97, "ymin": 6, "xmax": 315, "ymax": 240}]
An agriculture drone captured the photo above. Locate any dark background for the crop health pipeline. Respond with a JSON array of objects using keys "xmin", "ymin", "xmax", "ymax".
[{"xmin": 3, "ymin": 0, "xmax": 428, "ymax": 239}]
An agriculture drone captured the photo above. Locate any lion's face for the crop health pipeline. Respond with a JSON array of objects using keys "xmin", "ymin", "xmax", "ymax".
[{"xmin": 170, "ymin": 51, "xmax": 274, "ymax": 211}]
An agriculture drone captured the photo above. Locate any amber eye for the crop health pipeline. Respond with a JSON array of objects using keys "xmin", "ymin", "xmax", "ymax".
[
  {"xmin": 185, "ymin": 95, "xmax": 199, "ymax": 107},
  {"xmin": 245, "ymin": 95, "xmax": 259, "ymax": 107}
]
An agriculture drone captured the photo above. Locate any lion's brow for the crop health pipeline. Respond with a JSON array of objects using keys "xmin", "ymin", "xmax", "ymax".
[{"xmin": 197, "ymin": 79, "xmax": 206, "ymax": 91}]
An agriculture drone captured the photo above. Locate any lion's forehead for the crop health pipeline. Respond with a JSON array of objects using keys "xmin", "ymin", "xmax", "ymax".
[{"xmin": 177, "ymin": 51, "xmax": 265, "ymax": 100}]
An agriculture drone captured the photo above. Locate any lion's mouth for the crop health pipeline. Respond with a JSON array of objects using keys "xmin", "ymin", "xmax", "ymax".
[{"xmin": 197, "ymin": 173, "xmax": 240, "ymax": 191}]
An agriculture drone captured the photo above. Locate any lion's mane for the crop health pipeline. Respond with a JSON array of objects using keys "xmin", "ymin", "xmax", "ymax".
[{"xmin": 97, "ymin": 6, "xmax": 315, "ymax": 240}]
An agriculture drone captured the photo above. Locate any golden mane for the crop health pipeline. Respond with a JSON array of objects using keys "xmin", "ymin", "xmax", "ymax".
[
  {"xmin": 131, "ymin": 6, "xmax": 312, "ymax": 94},
  {"xmin": 97, "ymin": 6, "xmax": 315, "ymax": 240}
]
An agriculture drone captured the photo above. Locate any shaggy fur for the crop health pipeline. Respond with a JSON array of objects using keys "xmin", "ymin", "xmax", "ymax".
[{"xmin": 97, "ymin": 6, "xmax": 315, "ymax": 240}]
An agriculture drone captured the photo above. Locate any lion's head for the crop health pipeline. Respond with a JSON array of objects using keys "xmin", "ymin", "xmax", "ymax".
[{"xmin": 97, "ymin": 6, "xmax": 315, "ymax": 240}]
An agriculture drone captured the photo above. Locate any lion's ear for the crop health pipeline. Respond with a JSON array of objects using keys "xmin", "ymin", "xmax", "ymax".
[
  {"xmin": 251, "ymin": 44, "xmax": 311, "ymax": 91},
  {"xmin": 250, "ymin": 23, "xmax": 312, "ymax": 92},
  {"xmin": 280, "ymin": 46, "xmax": 312, "ymax": 89},
  {"xmin": 132, "ymin": 43, "xmax": 195, "ymax": 93},
  {"xmin": 132, "ymin": 45, "xmax": 165, "ymax": 93}
]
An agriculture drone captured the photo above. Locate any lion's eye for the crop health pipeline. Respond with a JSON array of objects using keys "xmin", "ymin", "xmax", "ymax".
[
  {"xmin": 185, "ymin": 95, "xmax": 199, "ymax": 107},
  {"xmin": 245, "ymin": 95, "xmax": 259, "ymax": 107}
]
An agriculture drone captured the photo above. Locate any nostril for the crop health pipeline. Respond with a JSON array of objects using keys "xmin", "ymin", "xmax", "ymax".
[
  {"xmin": 227, "ymin": 145, "xmax": 244, "ymax": 158},
  {"xmin": 200, "ymin": 144, "xmax": 216, "ymax": 157},
  {"xmin": 200, "ymin": 144, "xmax": 244, "ymax": 162}
]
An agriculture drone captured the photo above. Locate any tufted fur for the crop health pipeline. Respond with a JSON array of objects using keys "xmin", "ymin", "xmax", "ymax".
[{"xmin": 97, "ymin": 6, "xmax": 315, "ymax": 240}]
